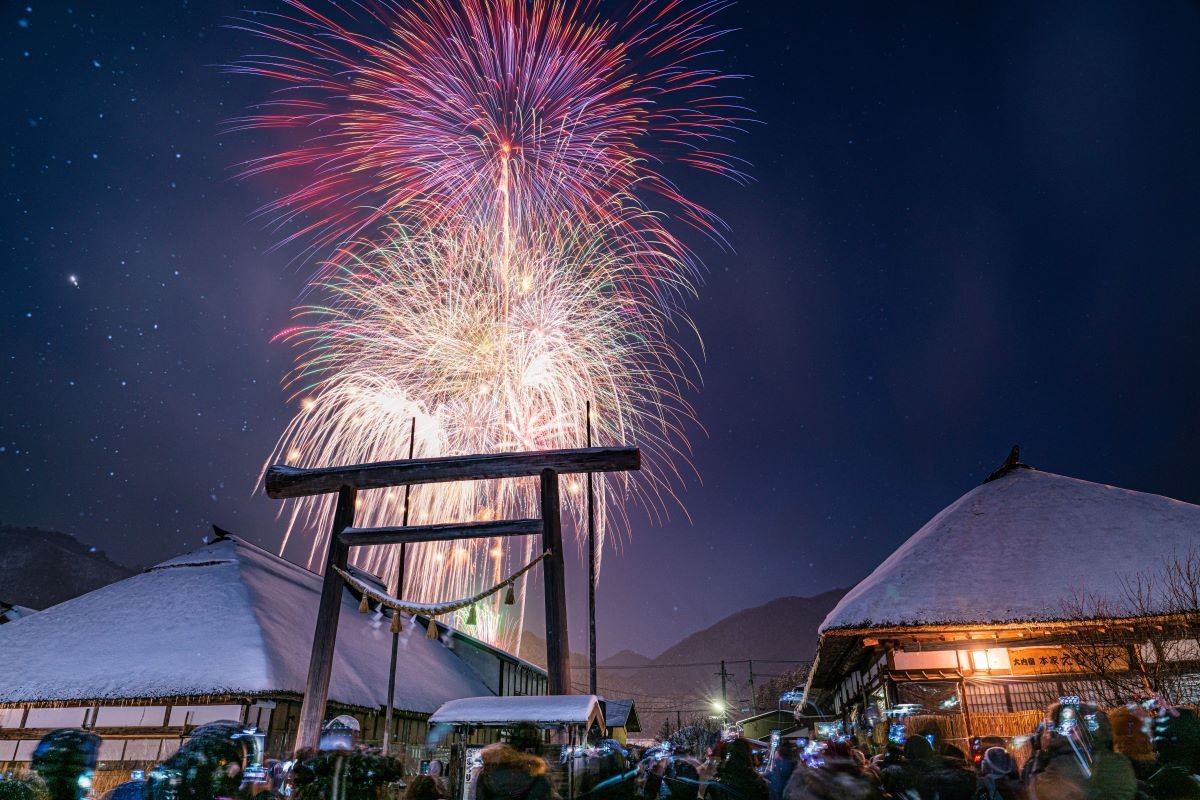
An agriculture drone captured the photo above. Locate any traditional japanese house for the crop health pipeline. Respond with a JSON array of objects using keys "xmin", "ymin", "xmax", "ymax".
[
  {"xmin": 804, "ymin": 451, "xmax": 1200, "ymax": 750},
  {"xmin": 0, "ymin": 533, "xmax": 546, "ymax": 788}
]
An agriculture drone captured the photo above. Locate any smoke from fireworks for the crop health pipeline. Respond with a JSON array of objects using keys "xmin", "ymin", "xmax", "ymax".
[{"xmin": 234, "ymin": 0, "xmax": 745, "ymax": 648}]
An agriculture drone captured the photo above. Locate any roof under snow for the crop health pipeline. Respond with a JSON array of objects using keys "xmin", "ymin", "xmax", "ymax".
[
  {"xmin": 0, "ymin": 535, "xmax": 491, "ymax": 711},
  {"xmin": 429, "ymin": 695, "xmax": 604, "ymax": 731},
  {"xmin": 821, "ymin": 465, "xmax": 1200, "ymax": 632}
]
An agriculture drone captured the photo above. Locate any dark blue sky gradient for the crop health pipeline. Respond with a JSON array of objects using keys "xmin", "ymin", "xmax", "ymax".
[{"xmin": 3, "ymin": 1, "xmax": 1199, "ymax": 657}]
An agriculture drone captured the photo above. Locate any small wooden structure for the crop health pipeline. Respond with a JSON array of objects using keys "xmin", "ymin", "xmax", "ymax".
[
  {"xmin": 428, "ymin": 695, "xmax": 606, "ymax": 800},
  {"xmin": 263, "ymin": 446, "xmax": 640, "ymax": 753}
]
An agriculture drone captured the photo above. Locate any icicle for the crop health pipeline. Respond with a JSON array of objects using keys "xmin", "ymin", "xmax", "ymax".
[
  {"xmin": 358, "ymin": 594, "xmax": 370, "ymax": 614},
  {"xmin": 504, "ymin": 583, "xmax": 516, "ymax": 605},
  {"xmin": 390, "ymin": 611, "xmax": 403, "ymax": 634},
  {"xmin": 427, "ymin": 617, "xmax": 440, "ymax": 639},
  {"xmin": 466, "ymin": 604, "xmax": 477, "ymax": 625}
]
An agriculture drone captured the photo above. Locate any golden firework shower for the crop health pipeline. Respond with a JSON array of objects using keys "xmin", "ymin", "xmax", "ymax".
[{"xmin": 235, "ymin": 0, "xmax": 745, "ymax": 649}]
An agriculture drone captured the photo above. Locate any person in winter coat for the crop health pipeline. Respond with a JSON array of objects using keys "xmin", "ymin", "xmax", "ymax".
[
  {"xmin": 1025, "ymin": 702, "xmax": 1138, "ymax": 800},
  {"xmin": 1080, "ymin": 707, "xmax": 1137, "ymax": 800},
  {"xmin": 476, "ymin": 744, "xmax": 557, "ymax": 800},
  {"xmin": 406, "ymin": 775, "xmax": 448, "ymax": 800},
  {"xmin": 30, "ymin": 729, "xmax": 100, "ymax": 800},
  {"xmin": 1148, "ymin": 707, "xmax": 1200, "ymax": 800},
  {"xmin": 706, "ymin": 739, "xmax": 769, "ymax": 800},
  {"xmin": 768, "ymin": 741, "xmax": 800, "ymax": 800},
  {"xmin": 147, "ymin": 721, "xmax": 249, "ymax": 800},
  {"xmin": 975, "ymin": 748, "xmax": 1025, "ymax": 800},
  {"xmin": 667, "ymin": 756, "xmax": 703, "ymax": 800},
  {"xmin": 782, "ymin": 742, "xmax": 881, "ymax": 800},
  {"xmin": 880, "ymin": 735, "xmax": 941, "ymax": 797}
]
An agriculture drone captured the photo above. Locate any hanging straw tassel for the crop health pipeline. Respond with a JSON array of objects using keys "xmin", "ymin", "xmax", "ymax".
[
  {"xmin": 390, "ymin": 611, "xmax": 403, "ymax": 634},
  {"xmin": 466, "ymin": 604, "xmax": 477, "ymax": 626},
  {"xmin": 426, "ymin": 617, "xmax": 440, "ymax": 639},
  {"xmin": 358, "ymin": 594, "xmax": 371, "ymax": 614},
  {"xmin": 504, "ymin": 583, "xmax": 516, "ymax": 605}
]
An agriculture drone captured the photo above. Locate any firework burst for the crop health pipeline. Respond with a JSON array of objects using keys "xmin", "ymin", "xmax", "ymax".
[
  {"xmin": 272, "ymin": 219, "xmax": 696, "ymax": 647},
  {"xmin": 234, "ymin": 0, "xmax": 746, "ymax": 648},
  {"xmin": 229, "ymin": 0, "xmax": 748, "ymax": 280}
]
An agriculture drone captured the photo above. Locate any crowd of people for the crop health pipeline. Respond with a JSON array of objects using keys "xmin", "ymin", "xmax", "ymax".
[
  {"xmin": 2, "ymin": 698, "xmax": 1198, "ymax": 800},
  {"xmin": 754, "ymin": 699, "xmax": 1200, "ymax": 800}
]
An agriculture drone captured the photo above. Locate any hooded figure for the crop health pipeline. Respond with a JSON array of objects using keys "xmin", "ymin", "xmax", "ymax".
[
  {"xmin": 782, "ymin": 742, "xmax": 881, "ymax": 800},
  {"xmin": 706, "ymin": 739, "xmax": 769, "ymax": 800},
  {"xmin": 975, "ymin": 748, "xmax": 1024, "ymax": 800},
  {"xmin": 475, "ymin": 744, "xmax": 556, "ymax": 800},
  {"xmin": 1148, "ymin": 709, "xmax": 1200, "ymax": 800},
  {"xmin": 31, "ymin": 729, "xmax": 100, "ymax": 800},
  {"xmin": 147, "ymin": 721, "xmax": 248, "ymax": 800},
  {"xmin": 768, "ymin": 741, "xmax": 799, "ymax": 800}
]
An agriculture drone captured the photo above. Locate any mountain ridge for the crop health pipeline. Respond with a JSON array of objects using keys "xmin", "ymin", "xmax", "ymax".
[{"xmin": 0, "ymin": 525, "xmax": 136, "ymax": 609}]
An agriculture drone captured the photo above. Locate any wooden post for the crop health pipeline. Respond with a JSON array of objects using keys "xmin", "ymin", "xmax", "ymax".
[
  {"xmin": 583, "ymin": 402, "xmax": 597, "ymax": 695},
  {"xmin": 383, "ymin": 417, "xmax": 417, "ymax": 756},
  {"xmin": 586, "ymin": 401, "xmax": 598, "ymax": 696},
  {"xmin": 540, "ymin": 468, "xmax": 571, "ymax": 695},
  {"xmin": 958, "ymin": 678, "xmax": 974, "ymax": 742},
  {"xmin": 295, "ymin": 485, "xmax": 357, "ymax": 753}
]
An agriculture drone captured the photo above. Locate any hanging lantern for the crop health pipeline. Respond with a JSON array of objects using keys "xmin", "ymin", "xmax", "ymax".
[
  {"xmin": 427, "ymin": 617, "xmax": 440, "ymax": 639},
  {"xmin": 466, "ymin": 604, "xmax": 477, "ymax": 625},
  {"xmin": 358, "ymin": 594, "xmax": 370, "ymax": 614},
  {"xmin": 390, "ymin": 611, "xmax": 403, "ymax": 633},
  {"xmin": 504, "ymin": 583, "xmax": 516, "ymax": 605}
]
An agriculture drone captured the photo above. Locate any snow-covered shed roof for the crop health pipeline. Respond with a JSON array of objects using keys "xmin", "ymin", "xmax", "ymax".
[
  {"xmin": 821, "ymin": 465, "xmax": 1200, "ymax": 632},
  {"xmin": 429, "ymin": 695, "xmax": 605, "ymax": 732},
  {"xmin": 601, "ymin": 699, "xmax": 639, "ymax": 731},
  {"xmin": 0, "ymin": 535, "xmax": 491, "ymax": 711}
]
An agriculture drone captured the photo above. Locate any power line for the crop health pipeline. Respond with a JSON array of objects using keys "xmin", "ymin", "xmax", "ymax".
[{"xmin": 596, "ymin": 659, "xmax": 810, "ymax": 671}]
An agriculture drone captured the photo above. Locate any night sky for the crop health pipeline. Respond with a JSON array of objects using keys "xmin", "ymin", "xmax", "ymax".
[{"xmin": 4, "ymin": 1, "xmax": 1200, "ymax": 659}]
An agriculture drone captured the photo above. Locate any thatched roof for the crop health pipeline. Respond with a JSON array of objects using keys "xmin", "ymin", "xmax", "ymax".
[
  {"xmin": 0, "ymin": 535, "xmax": 491, "ymax": 711},
  {"xmin": 821, "ymin": 464, "xmax": 1200, "ymax": 632}
]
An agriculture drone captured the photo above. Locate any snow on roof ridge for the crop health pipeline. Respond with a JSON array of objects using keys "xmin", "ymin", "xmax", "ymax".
[{"xmin": 820, "ymin": 466, "xmax": 1200, "ymax": 633}]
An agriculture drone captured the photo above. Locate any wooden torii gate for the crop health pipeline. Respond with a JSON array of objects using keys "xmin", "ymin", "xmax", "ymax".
[{"xmin": 263, "ymin": 446, "xmax": 640, "ymax": 753}]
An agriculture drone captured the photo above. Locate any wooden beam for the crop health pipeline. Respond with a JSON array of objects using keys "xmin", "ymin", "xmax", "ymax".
[
  {"xmin": 340, "ymin": 519, "xmax": 543, "ymax": 548},
  {"xmin": 540, "ymin": 469, "xmax": 571, "ymax": 695},
  {"xmin": 295, "ymin": 486, "xmax": 356, "ymax": 753},
  {"xmin": 264, "ymin": 446, "xmax": 640, "ymax": 499}
]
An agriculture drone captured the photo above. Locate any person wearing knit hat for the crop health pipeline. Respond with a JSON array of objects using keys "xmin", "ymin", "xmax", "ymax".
[{"xmin": 976, "ymin": 747, "xmax": 1022, "ymax": 800}]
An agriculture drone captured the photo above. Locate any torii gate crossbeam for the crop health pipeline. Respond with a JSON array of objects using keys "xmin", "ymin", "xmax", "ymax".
[{"xmin": 262, "ymin": 446, "xmax": 640, "ymax": 753}]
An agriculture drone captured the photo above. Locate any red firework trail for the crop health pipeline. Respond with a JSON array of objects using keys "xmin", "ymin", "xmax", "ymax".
[{"xmin": 227, "ymin": 0, "xmax": 750, "ymax": 282}]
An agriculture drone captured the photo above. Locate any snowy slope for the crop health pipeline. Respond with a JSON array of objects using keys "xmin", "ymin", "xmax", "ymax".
[
  {"xmin": 821, "ymin": 467, "xmax": 1200, "ymax": 631},
  {"xmin": 0, "ymin": 536, "xmax": 491, "ymax": 712}
]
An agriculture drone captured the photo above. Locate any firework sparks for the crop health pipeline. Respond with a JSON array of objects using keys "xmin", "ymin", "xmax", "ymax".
[
  {"xmin": 235, "ymin": 0, "xmax": 746, "ymax": 648},
  {"xmin": 271, "ymin": 220, "xmax": 696, "ymax": 647},
  {"xmin": 228, "ymin": 0, "xmax": 748, "ymax": 280}
]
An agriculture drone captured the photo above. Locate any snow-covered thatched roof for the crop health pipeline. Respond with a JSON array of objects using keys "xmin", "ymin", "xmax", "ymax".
[
  {"xmin": 821, "ymin": 465, "xmax": 1200, "ymax": 632},
  {"xmin": 429, "ymin": 695, "xmax": 604, "ymax": 731},
  {"xmin": 0, "ymin": 535, "xmax": 491, "ymax": 711}
]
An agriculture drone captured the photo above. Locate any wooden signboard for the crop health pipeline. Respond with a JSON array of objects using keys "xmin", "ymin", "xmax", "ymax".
[{"xmin": 1009, "ymin": 646, "xmax": 1127, "ymax": 675}]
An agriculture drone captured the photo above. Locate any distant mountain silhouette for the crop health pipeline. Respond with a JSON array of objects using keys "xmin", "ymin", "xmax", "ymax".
[
  {"xmin": 601, "ymin": 649, "xmax": 652, "ymax": 668},
  {"xmin": 518, "ymin": 589, "xmax": 847, "ymax": 736},
  {"xmin": 0, "ymin": 525, "xmax": 135, "ymax": 609}
]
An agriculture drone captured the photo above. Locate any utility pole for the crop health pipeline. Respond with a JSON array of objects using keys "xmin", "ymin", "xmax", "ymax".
[
  {"xmin": 715, "ymin": 661, "xmax": 731, "ymax": 722},
  {"xmin": 748, "ymin": 660, "xmax": 756, "ymax": 715},
  {"xmin": 382, "ymin": 417, "xmax": 417, "ymax": 756},
  {"xmin": 585, "ymin": 401, "xmax": 597, "ymax": 696}
]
